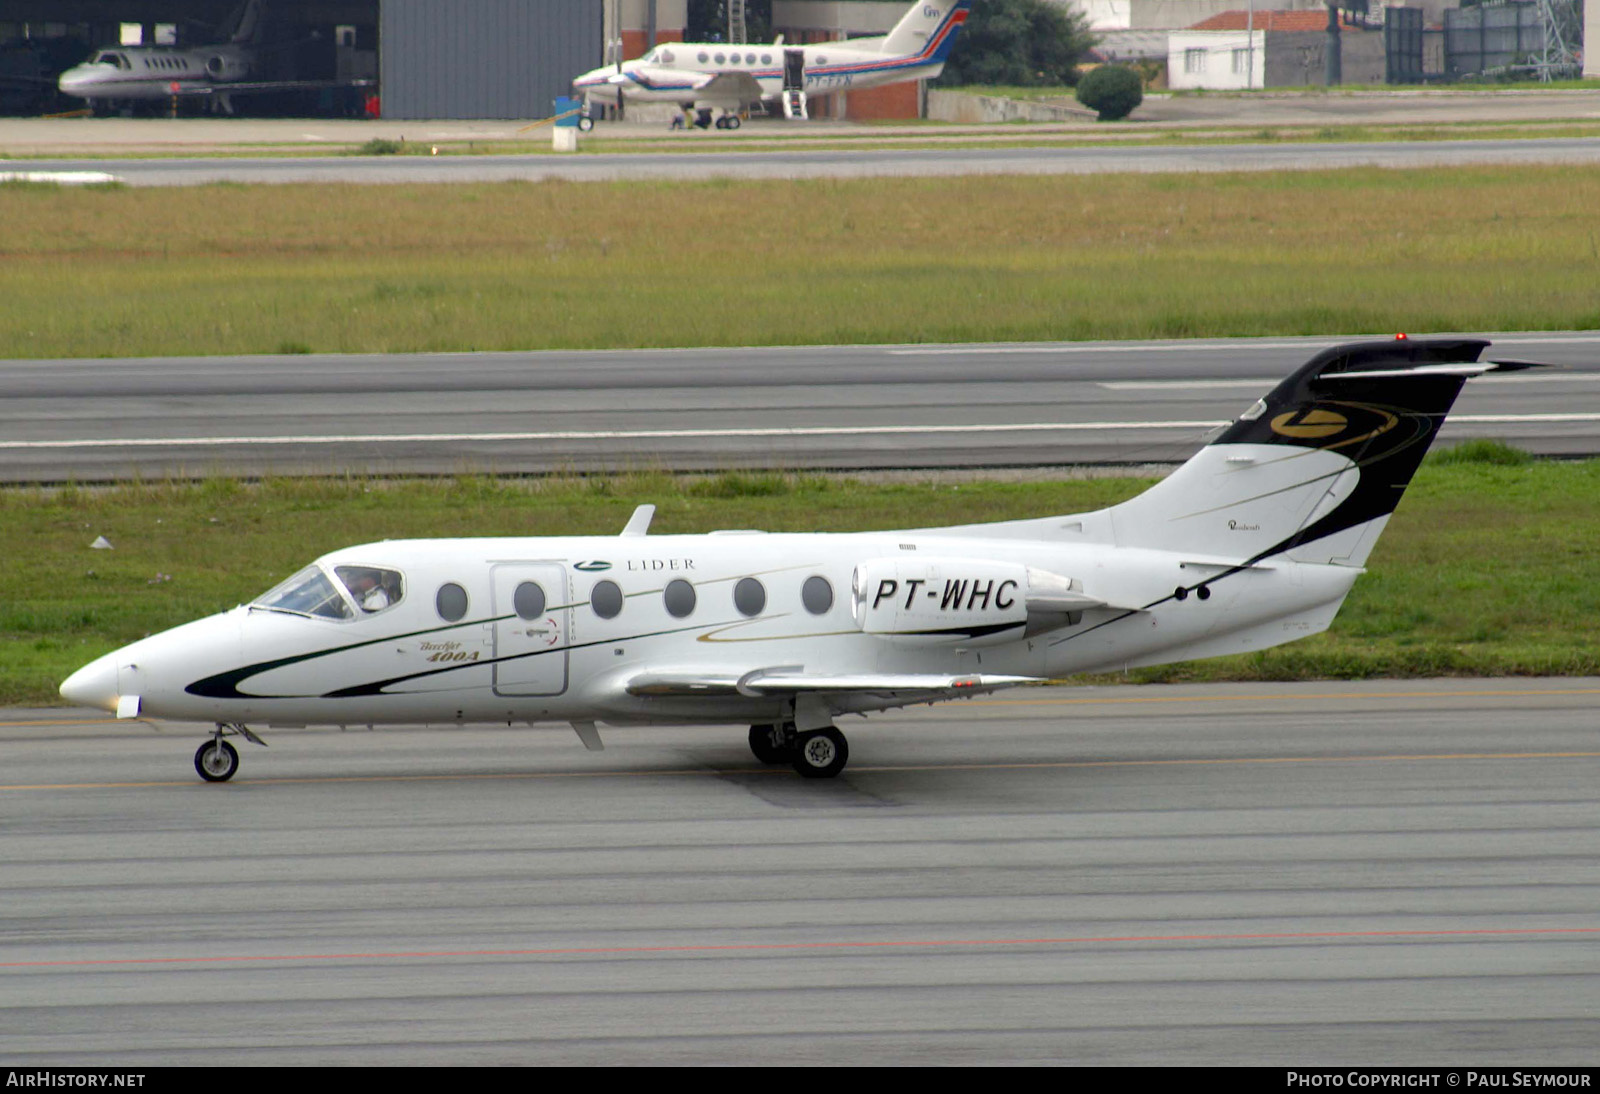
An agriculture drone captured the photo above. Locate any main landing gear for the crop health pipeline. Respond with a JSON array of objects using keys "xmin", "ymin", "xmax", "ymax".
[
  {"xmin": 194, "ymin": 723, "xmax": 267, "ymax": 782},
  {"xmin": 748, "ymin": 723, "xmax": 850, "ymax": 779}
]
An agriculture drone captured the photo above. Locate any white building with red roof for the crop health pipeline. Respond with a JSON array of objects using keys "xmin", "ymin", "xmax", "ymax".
[{"xmin": 1167, "ymin": 8, "xmax": 1385, "ymax": 89}]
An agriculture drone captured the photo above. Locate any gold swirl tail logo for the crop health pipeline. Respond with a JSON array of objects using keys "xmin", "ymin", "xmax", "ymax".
[{"xmin": 1270, "ymin": 408, "xmax": 1348, "ymax": 439}]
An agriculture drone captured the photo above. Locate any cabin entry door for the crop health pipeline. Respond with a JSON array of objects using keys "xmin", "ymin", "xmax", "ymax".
[{"xmin": 491, "ymin": 563, "xmax": 570, "ymax": 696}]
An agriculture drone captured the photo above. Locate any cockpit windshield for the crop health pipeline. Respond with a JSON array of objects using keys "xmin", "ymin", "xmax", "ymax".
[
  {"xmin": 252, "ymin": 564, "xmax": 405, "ymax": 621},
  {"xmin": 93, "ymin": 52, "xmax": 130, "ymax": 69},
  {"xmin": 253, "ymin": 566, "xmax": 353, "ymax": 620}
]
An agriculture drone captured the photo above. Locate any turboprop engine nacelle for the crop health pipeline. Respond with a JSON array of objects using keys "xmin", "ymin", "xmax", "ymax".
[{"xmin": 850, "ymin": 557, "xmax": 1100, "ymax": 646}]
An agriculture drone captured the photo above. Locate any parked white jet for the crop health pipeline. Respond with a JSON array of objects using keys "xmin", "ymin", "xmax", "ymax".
[
  {"xmin": 56, "ymin": 0, "xmax": 365, "ymax": 114},
  {"xmin": 573, "ymin": 0, "xmax": 970, "ymax": 126},
  {"xmin": 61, "ymin": 338, "xmax": 1528, "ymax": 782}
]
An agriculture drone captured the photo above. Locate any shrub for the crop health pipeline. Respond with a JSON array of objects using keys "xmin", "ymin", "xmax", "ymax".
[{"xmin": 1076, "ymin": 65, "xmax": 1143, "ymax": 121}]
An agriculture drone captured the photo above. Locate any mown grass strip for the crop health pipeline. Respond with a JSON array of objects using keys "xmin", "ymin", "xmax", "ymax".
[
  {"xmin": 8, "ymin": 455, "xmax": 1599, "ymax": 706},
  {"xmin": 4, "ymin": 166, "xmax": 1600, "ymax": 359}
]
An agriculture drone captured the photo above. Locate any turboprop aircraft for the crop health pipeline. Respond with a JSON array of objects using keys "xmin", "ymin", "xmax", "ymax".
[
  {"xmin": 572, "ymin": 0, "xmax": 970, "ymax": 127},
  {"xmin": 61, "ymin": 337, "xmax": 1531, "ymax": 783}
]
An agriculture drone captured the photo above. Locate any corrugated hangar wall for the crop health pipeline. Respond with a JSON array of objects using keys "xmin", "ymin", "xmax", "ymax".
[{"xmin": 380, "ymin": 0, "xmax": 601, "ymax": 120}]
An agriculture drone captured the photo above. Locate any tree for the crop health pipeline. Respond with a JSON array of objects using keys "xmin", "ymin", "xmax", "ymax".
[
  {"xmin": 1075, "ymin": 64, "xmax": 1142, "ymax": 121},
  {"xmin": 934, "ymin": 0, "xmax": 1096, "ymax": 87}
]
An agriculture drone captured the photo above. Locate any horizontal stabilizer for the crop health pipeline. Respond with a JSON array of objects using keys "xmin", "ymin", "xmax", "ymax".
[{"xmin": 1321, "ymin": 359, "xmax": 1549, "ymax": 381}]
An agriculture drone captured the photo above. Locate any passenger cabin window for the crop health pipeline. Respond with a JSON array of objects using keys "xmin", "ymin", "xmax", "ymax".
[
  {"xmin": 802, "ymin": 575, "xmax": 833, "ymax": 615},
  {"xmin": 436, "ymin": 582, "xmax": 469, "ymax": 622},
  {"xmin": 513, "ymin": 581, "xmax": 546, "ymax": 620},
  {"xmin": 591, "ymin": 579, "xmax": 624, "ymax": 620},
  {"xmin": 334, "ymin": 565, "xmax": 403, "ymax": 614},
  {"xmin": 253, "ymin": 566, "xmax": 353, "ymax": 621},
  {"xmin": 734, "ymin": 577, "xmax": 766, "ymax": 617},
  {"xmin": 663, "ymin": 579, "xmax": 696, "ymax": 618}
]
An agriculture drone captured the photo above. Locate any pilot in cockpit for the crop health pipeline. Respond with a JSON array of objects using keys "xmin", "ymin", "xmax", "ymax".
[{"xmin": 337, "ymin": 566, "xmax": 401, "ymax": 613}]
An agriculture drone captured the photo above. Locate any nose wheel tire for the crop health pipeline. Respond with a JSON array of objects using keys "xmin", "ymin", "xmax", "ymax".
[
  {"xmin": 790, "ymin": 727, "xmax": 848, "ymax": 779},
  {"xmin": 195, "ymin": 739, "xmax": 239, "ymax": 782}
]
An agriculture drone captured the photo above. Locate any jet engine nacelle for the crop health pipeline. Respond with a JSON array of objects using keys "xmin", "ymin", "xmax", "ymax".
[
  {"xmin": 852, "ymin": 556, "xmax": 1094, "ymax": 646},
  {"xmin": 205, "ymin": 53, "xmax": 250, "ymax": 80}
]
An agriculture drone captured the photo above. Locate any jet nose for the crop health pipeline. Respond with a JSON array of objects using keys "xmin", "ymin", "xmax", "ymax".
[
  {"xmin": 60, "ymin": 651, "xmax": 121, "ymax": 713},
  {"xmin": 58, "ymin": 67, "xmax": 92, "ymax": 95}
]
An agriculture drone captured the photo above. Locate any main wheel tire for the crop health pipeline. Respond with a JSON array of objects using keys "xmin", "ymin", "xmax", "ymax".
[
  {"xmin": 791, "ymin": 727, "xmax": 848, "ymax": 779},
  {"xmin": 725, "ymin": 115, "xmax": 741, "ymax": 130},
  {"xmin": 577, "ymin": 116, "xmax": 594, "ymax": 132},
  {"xmin": 748, "ymin": 724, "xmax": 790, "ymax": 765},
  {"xmin": 194, "ymin": 739, "xmax": 239, "ymax": 782}
]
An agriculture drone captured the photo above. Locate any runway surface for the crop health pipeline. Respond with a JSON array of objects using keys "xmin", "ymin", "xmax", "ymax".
[
  {"xmin": 4, "ymin": 90, "xmax": 1599, "ymax": 154},
  {"xmin": 2, "ymin": 678, "xmax": 1597, "ymax": 1064},
  {"xmin": 4, "ymin": 333, "xmax": 1598, "ymax": 481},
  {"xmin": 8, "ymin": 136, "xmax": 1600, "ymax": 187}
]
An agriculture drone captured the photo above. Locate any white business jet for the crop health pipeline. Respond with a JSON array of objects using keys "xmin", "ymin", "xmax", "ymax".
[
  {"xmin": 61, "ymin": 338, "xmax": 1529, "ymax": 783},
  {"xmin": 573, "ymin": 0, "xmax": 970, "ymax": 127},
  {"xmin": 56, "ymin": 0, "xmax": 367, "ymax": 115}
]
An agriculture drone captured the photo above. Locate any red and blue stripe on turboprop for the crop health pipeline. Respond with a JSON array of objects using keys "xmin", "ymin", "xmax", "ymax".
[{"xmin": 819, "ymin": 1, "xmax": 972, "ymax": 81}]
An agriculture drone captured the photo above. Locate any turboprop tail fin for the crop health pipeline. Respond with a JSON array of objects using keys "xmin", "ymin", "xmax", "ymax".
[
  {"xmin": 881, "ymin": 0, "xmax": 972, "ymax": 61},
  {"xmin": 1107, "ymin": 337, "xmax": 1532, "ymax": 569}
]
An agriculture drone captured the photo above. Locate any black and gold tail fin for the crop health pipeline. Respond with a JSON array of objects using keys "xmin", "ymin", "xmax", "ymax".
[{"xmin": 1110, "ymin": 337, "xmax": 1538, "ymax": 568}]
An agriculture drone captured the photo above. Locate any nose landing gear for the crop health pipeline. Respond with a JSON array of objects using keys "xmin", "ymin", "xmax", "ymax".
[{"xmin": 194, "ymin": 723, "xmax": 267, "ymax": 782}]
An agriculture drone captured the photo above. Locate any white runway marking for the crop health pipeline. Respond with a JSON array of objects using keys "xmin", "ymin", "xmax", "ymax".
[
  {"xmin": 889, "ymin": 335, "xmax": 1600, "ymax": 356},
  {"xmin": 1103, "ymin": 374, "xmax": 1600, "ymax": 390},
  {"xmin": 4, "ymin": 415, "xmax": 1598, "ymax": 450},
  {"xmin": 0, "ymin": 171, "xmax": 122, "ymax": 185}
]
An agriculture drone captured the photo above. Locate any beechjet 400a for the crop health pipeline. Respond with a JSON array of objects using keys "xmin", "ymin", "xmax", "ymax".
[
  {"xmin": 572, "ymin": 0, "xmax": 970, "ymax": 127},
  {"xmin": 61, "ymin": 338, "xmax": 1531, "ymax": 782},
  {"xmin": 56, "ymin": 0, "xmax": 368, "ymax": 115}
]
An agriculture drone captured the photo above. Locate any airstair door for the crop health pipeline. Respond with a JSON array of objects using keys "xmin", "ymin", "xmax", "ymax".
[
  {"xmin": 783, "ymin": 49, "xmax": 805, "ymax": 90},
  {"xmin": 491, "ymin": 563, "xmax": 569, "ymax": 696}
]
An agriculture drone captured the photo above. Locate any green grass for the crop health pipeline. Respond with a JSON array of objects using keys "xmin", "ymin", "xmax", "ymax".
[
  {"xmin": 10, "ymin": 460, "xmax": 1600, "ymax": 706},
  {"xmin": 4, "ymin": 166, "xmax": 1600, "ymax": 358}
]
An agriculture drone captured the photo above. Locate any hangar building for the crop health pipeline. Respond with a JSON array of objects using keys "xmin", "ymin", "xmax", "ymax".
[{"xmin": 0, "ymin": 0, "xmax": 620, "ymax": 119}]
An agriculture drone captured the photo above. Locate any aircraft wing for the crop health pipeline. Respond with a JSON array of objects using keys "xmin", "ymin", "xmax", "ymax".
[
  {"xmin": 627, "ymin": 667, "xmax": 1041, "ymax": 698},
  {"xmin": 157, "ymin": 78, "xmax": 374, "ymax": 97},
  {"xmin": 689, "ymin": 71, "xmax": 766, "ymax": 104}
]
